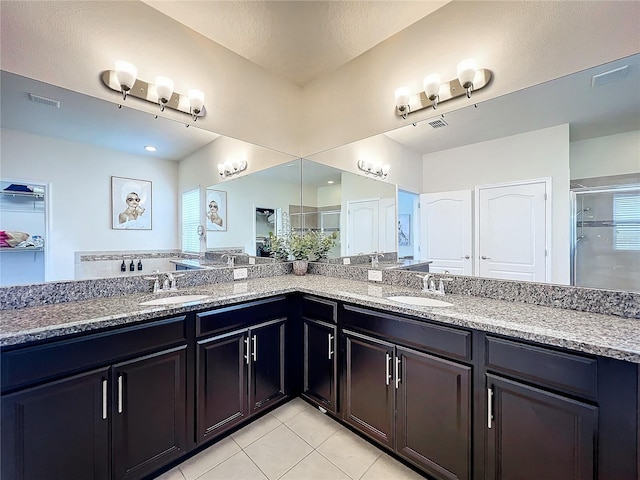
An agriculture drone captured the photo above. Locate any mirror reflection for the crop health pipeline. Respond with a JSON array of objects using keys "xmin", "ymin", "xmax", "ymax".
[{"xmin": 305, "ymin": 54, "xmax": 639, "ymax": 292}]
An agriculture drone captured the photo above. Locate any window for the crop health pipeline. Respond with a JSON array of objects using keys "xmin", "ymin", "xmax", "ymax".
[
  {"xmin": 182, "ymin": 189, "xmax": 200, "ymax": 253},
  {"xmin": 613, "ymin": 192, "xmax": 640, "ymax": 251}
]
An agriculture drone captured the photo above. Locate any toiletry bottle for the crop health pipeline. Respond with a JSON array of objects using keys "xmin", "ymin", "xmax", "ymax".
[
  {"xmin": 121, "ymin": 260, "xmax": 126, "ymax": 272},
  {"xmin": 129, "ymin": 260, "xmax": 135, "ymax": 271},
  {"xmin": 137, "ymin": 260, "xmax": 142, "ymax": 271}
]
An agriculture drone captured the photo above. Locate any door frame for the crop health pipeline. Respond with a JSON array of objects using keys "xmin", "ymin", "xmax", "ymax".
[{"xmin": 474, "ymin": 178, "xmax": 552, "ymax": 283}]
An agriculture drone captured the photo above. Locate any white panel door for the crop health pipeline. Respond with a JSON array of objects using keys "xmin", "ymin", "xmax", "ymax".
[
  {"xmin": 477, "ymin": 181, "xmax": 547, "ymax": 281},
  {"xmin": 419, "ymin": 190, "xmax": 472, "ymax": 275},
  {"xmin": 380, "ymin": 198, "xmax": 396, "ymax": 253},
  {"xmin": 347, "ymin": 199, "xmax": 379, "ymax": 254}
]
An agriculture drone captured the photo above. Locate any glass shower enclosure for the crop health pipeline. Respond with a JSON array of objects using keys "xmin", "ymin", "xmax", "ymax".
[{"xmin": 571, "ymin": 184, "xmax": 640, "ymax": 291}]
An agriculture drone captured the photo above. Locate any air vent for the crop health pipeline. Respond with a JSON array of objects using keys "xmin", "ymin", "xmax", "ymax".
[
  {"xmin": 428, "ymin": 118, "xmax": 448, "ymax": 129},
  {"xmin": 591, "ymin": 65, "xmax": 629, "ymax": 87},
  {"xmin": 28, "ymin": 93, "xmax": 60, "ymax": 108}
]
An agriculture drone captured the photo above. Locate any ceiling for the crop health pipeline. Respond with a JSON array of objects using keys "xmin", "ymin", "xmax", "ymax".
[{"xmin": 142, "ymin": 0, "xmax": 448, "ymax": 86}]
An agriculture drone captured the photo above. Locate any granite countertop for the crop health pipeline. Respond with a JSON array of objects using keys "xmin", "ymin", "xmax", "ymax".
[{"xmin": 1, "ymin": 275, "xmax": 639, "ymax": 363}]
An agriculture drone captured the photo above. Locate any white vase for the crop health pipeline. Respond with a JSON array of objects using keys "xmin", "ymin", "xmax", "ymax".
[{"xmin": 292, "ymin": 260, "xmax": 308, "ymax": 276}]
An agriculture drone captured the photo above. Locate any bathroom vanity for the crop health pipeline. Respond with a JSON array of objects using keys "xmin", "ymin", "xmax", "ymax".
[{"xmin": 1, "ymin": 275, "xmax": 638, "ymax": 480}]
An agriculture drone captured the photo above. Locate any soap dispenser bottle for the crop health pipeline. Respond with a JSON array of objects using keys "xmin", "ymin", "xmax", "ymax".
[
  {"xmin": 120, "ymin": 260, "xmax": 126, "ymax": 272},
  {"xmin": 137, "ymin": 260, "xmax": 142, "ymax": 271},
  {"xmin": 129, "ymin": 260, "xmax": 135, "ymax": 271}
]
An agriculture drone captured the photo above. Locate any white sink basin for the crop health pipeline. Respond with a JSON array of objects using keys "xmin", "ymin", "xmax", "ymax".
[
  {"xmin": 139, "ymin": 294, "xmax": 209, "ymax": 306},
  {"xmin": 387, "ymin": 296, "xmax": 454, "ymax": 307}
]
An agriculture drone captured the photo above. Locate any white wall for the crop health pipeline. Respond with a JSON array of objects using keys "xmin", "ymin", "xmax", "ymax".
[
  {"xmin": 1, "ymin": 128, "xmax": 179, "ymax": 281},
  {"xmin": 422, "ymin": 124, "xmax": 570, "ymax": 284},
  {"xmin": 570, "ymin": 130, "xmax": 640, "ymax": 179}
]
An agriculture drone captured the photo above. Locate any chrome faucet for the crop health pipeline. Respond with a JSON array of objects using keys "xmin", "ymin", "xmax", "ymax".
[
  {"xmin": 144, "ymin": 272, "xmax": 183, "ymax": 293},
  {"xmin": 416, "ymin": 274, "xmax": 444, "ymax": 295},
  {"xmin": 221, "ymin": 254, "xmax": 236, "ymax": 267},
  {"xmin": 370, "ymin": 253, "xmax": 384, "ymax": 267}
]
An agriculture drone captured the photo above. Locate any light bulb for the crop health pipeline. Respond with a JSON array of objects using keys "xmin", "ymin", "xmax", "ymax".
[
  {"xmin": 188, "ymin": 89, "xmax": 205, "ymax": 120},
  {"xmin": 457, "ymin": 59, "xmax": 478, "ymax": 97},
  {"xmin": 155, "ymin": 76, "xmax": 174, "ymax": 107},
  {"xmin": 115, "ymin": 61, "xmax": 137, "ymax": 98},
  {"xmin": 423, "ymin": 74, "xmax": 441, "ymax": 100}
]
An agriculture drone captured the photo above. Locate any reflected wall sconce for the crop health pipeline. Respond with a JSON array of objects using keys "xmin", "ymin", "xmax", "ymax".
[
  {"xmin": 395, "ymin": 59, "xmax": 491, "ymax": 118},
  {"xmin": 102, "ymin": 61, "xmax": 206, "ymax": 121},
  {"xmin": 357, "ymin": 159, "xmax": 390, "ymax": 179},
  {"xmin": 218, "ymin": 159, "xmax": 248, "ymax": 179}
]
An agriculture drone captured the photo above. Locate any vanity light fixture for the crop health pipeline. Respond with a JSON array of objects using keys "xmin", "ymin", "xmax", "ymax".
[
  {"xmin": 102, "ymin": 62, "xmax": 206, "ymax": 121},
  {"xmin": 395, "ymin": 59, "xmax": 491, "ymax": 117},
  {"xmin": 218, "ymin": 159, "xmax": 248, "ymax": 179},
  {"xmin": 357, "ymin": 159, "xmax": 390, "ymax": 180}
]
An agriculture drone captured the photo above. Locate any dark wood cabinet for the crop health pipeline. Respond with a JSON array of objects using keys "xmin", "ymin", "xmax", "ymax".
[
  {"xmin": 196, "ymin": 318, "xmax": 286, "ymax": 443},
  {"xmin": 396, "ymin": 346, "xmax": 471, "ymax": 480},
  {"xmin": 343, "ymin": 330, "xmax": 395, "ymax": 449},
  {"xmin": 112, "ymin": 346, "xmax": 187, "ymax": 480},
  {"xmin": 1, "ymin": 367, "xmax": 110, "ymax": 480},
  {"xmin": 486, "ymin": 373, "xmax": 598, "ymax": 480},
  {"xmin": 303, "ymin": 319, "xmax": 337, "ymax": 413}
]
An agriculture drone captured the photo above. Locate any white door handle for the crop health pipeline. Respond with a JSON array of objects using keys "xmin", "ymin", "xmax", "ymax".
[{"xmin": 481, "ymin": 256, "xmax": 491, "ymax": 260}]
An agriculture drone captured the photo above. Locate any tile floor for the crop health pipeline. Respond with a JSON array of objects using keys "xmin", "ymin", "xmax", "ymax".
[{"xmin": 155, "ymin": 397, "xmax": 426, "ymax": 480}]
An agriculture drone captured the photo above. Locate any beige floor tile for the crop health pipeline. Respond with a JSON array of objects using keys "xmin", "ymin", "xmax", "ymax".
[
  {"xmin": 197, "ymin": 451, "xmax": 268, "ymax": 480},
  {"xmin": 360, "ymin": 454, "xmax": 427, "ymax": 480},
  {"xmin": 154, "ymin": 466, "xmax": 185, "ymax": 480},
  {"xmin": 285, "ymin": 406, "xmax": 341, "ymax": 448},
  {"xmin": 271, "ymin": 397, "xmax": 311, "ymax": 423},
  {"xmin": 231, "ymin": 412, "xmax": 282, "ymax": 448},
  {"xmin": 317, "ymin": 429, "xmax": 382, "ymax": 480},
  {"xmin": 179, "ymin": 436, "xmax": 241, "ymax": 480},
  {"xmin": 244, "ymin": 424, "xmax": 314, "ymax": 479},
  {"xmin": 280, "ymin": 451, "xmax": 351, "ymax": 480}
]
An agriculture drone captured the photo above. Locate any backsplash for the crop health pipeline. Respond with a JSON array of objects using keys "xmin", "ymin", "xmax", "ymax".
[{"xmin": 308, "ymin": 262, "xmax": 640, "ymax": 319}]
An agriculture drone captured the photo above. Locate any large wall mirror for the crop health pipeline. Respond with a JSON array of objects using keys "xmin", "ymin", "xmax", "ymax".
[
  {"xmin": 304, "ymin": 53, "xmax": 639, "ymax": 292},
  {"xmin": 0, "ymin": 71, "xmax": 298, "ymax": 286}
]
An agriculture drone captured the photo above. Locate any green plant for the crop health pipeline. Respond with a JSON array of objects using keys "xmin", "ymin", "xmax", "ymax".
[{"xmin": 265, "ymin": 230, "xmax": 338, "ymax": 261}]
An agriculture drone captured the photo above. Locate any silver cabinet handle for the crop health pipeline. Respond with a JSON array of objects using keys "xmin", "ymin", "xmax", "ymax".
[
  {"xmin": 244, "ymin": 337, "xmax": 250, "ymax": 364},
  {"xmin": 328, "ymin": 334, "xmax": 334, "ymax": 360},
  {"xmin": 395, "ymin": 357, "xmax": 401, "ymax": 389},
  {"xmin": 460, "ymin": 255, "xmax": 470, "ymax": 259},
  {"xmin": 481, "ymin": 256, "xmax": 491, "ymax": 260},
  {"xmin": 117, "ymin": 374, "xmax": 123, "ymax": 414},
  {"xmin": 252, "ymin": 335, "xmax": 257, "ymax": 362},
  {"xmin": 102, "ymin": 379, "xmax": 108, "ymax": 420},
  {"xmin": 385, "ymin": 353, "xmax": 391, "ymax": 385},
  {"xmin": 487, "ymin": 387, "xmax": 493, "ymax": 429}
]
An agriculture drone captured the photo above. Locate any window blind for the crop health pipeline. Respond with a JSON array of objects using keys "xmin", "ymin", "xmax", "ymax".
[
  {"xmin": 182, "ymin": 189, "xmax": 200, "ymax": 253},
  {"xmin": 613, "ymin": 193, "xmax": 640, "ymax": 251}
]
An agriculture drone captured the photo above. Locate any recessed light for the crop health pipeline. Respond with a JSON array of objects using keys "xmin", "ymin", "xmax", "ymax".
[
  {"xmin": 327, "ymin": 180, "xmax": 334, "ymax": 184},
  {"xmin": 144, "ymin": 145, "xmax": 157, "ymax": 152}
]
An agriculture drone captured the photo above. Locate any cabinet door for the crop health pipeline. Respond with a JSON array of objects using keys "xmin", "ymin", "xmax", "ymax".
[
  {"xmin": 196, "ymin": 331, "xmax": 248, "ymax": 442},
  {"xmin": 303, "ymin": 319, "xmax": 337, "ymax": 413},
  {"xmin": 486, "ymin": 374, "xmax": 598, "ymax": 480},
  {"xmin": 112, "ymin": 346, "xmax": 187, "ymax": 480},
  {"xmin": 1, "ymin": 367, "xmax": 110, "ymax": 480},
  {"xmin": 249, "ymin": 320, "xmax": 286, "ymax": 414},
  {"xmin": 396, "ymin": 347, "xmax": 471, "ymax": 480},
  {"xmin": 343, "ymin": 331, "xmax": 395, "ymax": 449}
]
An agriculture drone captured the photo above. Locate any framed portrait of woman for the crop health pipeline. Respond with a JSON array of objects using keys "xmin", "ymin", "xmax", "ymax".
[
  {"xmin": 111, "ymin": 176, "xmax": 152, "ymax": 230},
  {"xmin": 206, "ymin": 189, "xmax": 227, "ymax": 231}
]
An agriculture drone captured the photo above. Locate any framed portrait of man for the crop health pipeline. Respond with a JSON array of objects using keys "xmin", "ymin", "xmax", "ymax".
[{"xmin": 111, "ymin": 176, "xmax": 152, "ymax": 230}]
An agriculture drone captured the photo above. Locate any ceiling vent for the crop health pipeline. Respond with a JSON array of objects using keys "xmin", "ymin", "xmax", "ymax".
[
  {"xmin": 28, "ymin": 93, "xmax": 61, "ymax": 108},
  {"xmin": 428, "ymin": 118, "xmax": 448, "ymax": 129},
  {"xmin": 591, "ymin": 65, "xmax": 629, "ymax": 87}
]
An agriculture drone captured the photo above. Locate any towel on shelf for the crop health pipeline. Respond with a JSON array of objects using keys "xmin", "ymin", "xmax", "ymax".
[{"xmin": 0, "ymin": 231, "xmax": 30, "ymax": 248}]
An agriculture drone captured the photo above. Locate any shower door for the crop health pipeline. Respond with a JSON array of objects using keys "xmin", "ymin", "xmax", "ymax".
[{"xmin": 572, "ymin": 185, "xmax": 640, "ymax": 291}]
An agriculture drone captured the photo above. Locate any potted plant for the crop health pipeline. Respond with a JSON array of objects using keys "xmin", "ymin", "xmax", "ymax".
[{"xmin": 266, "ymin": 230, "xmax": 338, "ymax": 275}]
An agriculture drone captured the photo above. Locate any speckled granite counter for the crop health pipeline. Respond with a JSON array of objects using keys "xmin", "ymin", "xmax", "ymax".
[{"xmin": 2, "ymin": 275, "xmax": 639, "ymax": 363}]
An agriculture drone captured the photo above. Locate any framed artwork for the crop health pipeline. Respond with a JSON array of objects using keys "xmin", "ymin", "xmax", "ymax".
[
  {"xmin": 206, "ymin": 189, "xmax": 227, "ymax": 231},
  {"xmin": 398, "ymin": 213, "xmax": 411, "ymax": 246},
  {"xmin": 111, "ymin": 176, "xmax": 152, "ymax": 230}
]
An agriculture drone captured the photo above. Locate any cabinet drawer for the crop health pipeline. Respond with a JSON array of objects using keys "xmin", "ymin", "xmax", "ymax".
[
  {"xmin": 341, "ymin": 304, "xmax": 471, "ymax": 361},
  {"xmin": 196, "ymin": 296, "xmax": 288, "ymax": 338},
  {"xmin": 485, "ymin": 336, "xmax": 598, "ymax": 399},
  {"xmin": 1, "ymin": 316, "xmax": 186, "ymax": 393},
  {"xmin": 301, "ymin": 295, "xmax": 337, "ymax": 323}
]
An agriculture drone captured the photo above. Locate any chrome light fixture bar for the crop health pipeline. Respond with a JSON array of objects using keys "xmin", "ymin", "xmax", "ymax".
[
  {"xmin": 218, "ymin": 160, "xmax": 248, "ymax": 179},
  {"xmin": 357, "ymin": 159, "xmax": 390, "ymax": 179},
  {"xmin": 101, "ymin": 68, "xmax": 206, "ymax": 121},
  {"xmin": 396, "ymin": 64, "xmax": 492, "ymax": 119}
]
